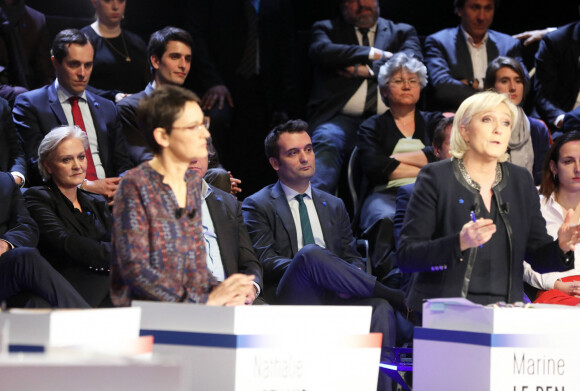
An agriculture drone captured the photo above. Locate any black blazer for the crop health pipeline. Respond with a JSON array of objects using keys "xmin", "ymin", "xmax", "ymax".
[
  {"xmin": 307, "ymin": 16, "xmax": 422, "ymax": 130},
  {"xmin": 424, "ymin": 26, "xmax": 524, "ymax": 111},
  {"xmin": 534, "ymin": 21, "xmax": 580, "ymax": 127},
  {"xmin": 117, "ymin": 89, "xmax": 151, "ymax": 165},
  {"xmin": 242, "ymin": 181, "xmax": 364, "ymax": 298},
  {"xmin": 0, "ymin": 97, "xmax": 25, "ymax": 176},
  {"xmin": 24, "ymin": 185, "xmax": 113, "ymax": 307},
  {"xmin": 205, "ymin": 184, "xmax": 263, "ymax": 290},
  {"xmin": 13, "ymin": 83, "xmax": 133, "ymax": 186},
  {"xmin": 0, "ymin": 172, "xmax": 37, "ymax": 248},
  {"xmin": 398, "ymin": 159, "xmax": 573, "ymax": 312}
]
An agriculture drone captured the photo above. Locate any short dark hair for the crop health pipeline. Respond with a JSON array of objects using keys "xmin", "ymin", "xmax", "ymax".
[
  {"xmin": 51, "ymin": 29, "xmax": 92, "ymax": 63},
  {"xmin": 454, "ymin": 0, "xmax": 499, "ymax": 13},
  {"xmin": 264, "ymin": 119, "xmax": 309, "ymax": 160},
  {"xmin": 539, "ymin": 131, "xmax": 580, "ymax": 198},
  {"xmin": 484, "ymin": 56, "xmax": 530, "ymax": 101},
  {"xmin": 147, "ymin": 27, "xmax": 194, "ymax": 75},
  {"xmin": 137, "ymin": 85, "xmax": 201, "ymax": 155},
  {"xmin": 432, "ymin": 116, "xmax": 454, "ymax": 151}
]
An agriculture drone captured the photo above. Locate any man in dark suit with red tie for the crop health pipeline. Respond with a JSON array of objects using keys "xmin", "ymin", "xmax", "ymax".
[{"xmin": 13, "ymin": 29, "xmax": 132, "ymax": 201}]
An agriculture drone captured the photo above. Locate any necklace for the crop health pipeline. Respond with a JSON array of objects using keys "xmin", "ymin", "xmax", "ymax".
[
  {"xmin": 103, "ymin": 32, "xmax": 131, "ymax": 62},
  {"xmin": 457, "ymin": 158, "xmax": 502, "ymax": 191}
]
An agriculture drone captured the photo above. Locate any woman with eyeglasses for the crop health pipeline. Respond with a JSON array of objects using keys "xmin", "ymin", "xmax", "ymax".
[
  {"xmin": 356, "ymin": 52, "xmax": 443, "ymax": 280},
  {"xmin": 111, "ymin": 85, "xmax": 256, "ymax": 307}
]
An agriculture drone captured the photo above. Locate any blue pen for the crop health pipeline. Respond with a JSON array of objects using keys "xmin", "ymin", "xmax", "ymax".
[{"xmin": 470, "ymin": 210, "xmax": 483, "ymax": 248}]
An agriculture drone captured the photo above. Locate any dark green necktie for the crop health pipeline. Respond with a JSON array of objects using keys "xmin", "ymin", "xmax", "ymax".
[{"xmin": 295, "ymin": 194, "xmax": 315, "ymax": 246}]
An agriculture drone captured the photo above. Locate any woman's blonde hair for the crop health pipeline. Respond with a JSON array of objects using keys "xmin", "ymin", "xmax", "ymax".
[{"xmin": 450, "ymin": 91, "xmax": 518, "ymax": 162}]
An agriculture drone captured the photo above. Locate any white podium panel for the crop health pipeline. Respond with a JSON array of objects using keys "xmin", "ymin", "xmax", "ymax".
[
  {"xmin": 414, "ymin": 298, "xmax": 580, "ymax": 391},
  {"xmin": 0, "ymin": 307, "xmax": 143, "ymax": 354},
  {"xmin": 134, "ymin": 301, "xmax": 382, "ymax": 391},
  {"xmin": 0, "ymin": 354, "xmax": 184, "ymax": 391}
]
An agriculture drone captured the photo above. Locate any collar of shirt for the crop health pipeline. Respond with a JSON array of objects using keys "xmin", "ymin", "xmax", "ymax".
[
  {"xmin": 145, "ymin": 81, "xmax": 156, "ymax": 95},
  {"xmin": 356, "ymin": 24, "xmax": 377, "ymax": 45},
  {"xmin": 356, "ymin": 24, "xmax": 378, "ymax": 35},
  {"xmin": 201, "ymin": 178, "xmax": 213, "ymax": 201},
  {"xmin": 55, "ymin": 79, "xmax": 87, "ymax": 104},
  {"xmin": 461, "ymin": 26, "xmax": 488, "ymax": 48},
  {"xmin": 280, "ymin": 181, "xmax": 313, "ymax": 203},
  {"xmin": 543, "ymin": 192, "xmax": 567, "ymax": 221}
]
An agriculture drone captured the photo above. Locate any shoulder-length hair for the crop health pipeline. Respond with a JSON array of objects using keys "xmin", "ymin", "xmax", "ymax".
[
  {"xmin": 539, "ymin": 131, "xmax": 580, "ymax": 198},
  {"xmin": 484, "ymin": 56, "xmax": 530, "ymax": 102}
]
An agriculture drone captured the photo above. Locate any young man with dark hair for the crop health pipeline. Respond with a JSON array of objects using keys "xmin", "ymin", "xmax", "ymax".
[
  {"xmin": 117, "ymin": 27, "xmax": 194, "ymax": 164},
  {"xmin": 243, "ymin": 119, "xmax": 406, "ymax": 391},
  {"xmin": 13, "ymin": 28, "xmax": 132, "ymax": 201}
]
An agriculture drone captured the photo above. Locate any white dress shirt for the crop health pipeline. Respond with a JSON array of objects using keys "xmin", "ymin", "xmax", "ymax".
[
  {"xmin": 55, "ymin": 80, "xmax": 106, "ymax": 179},
  {"xmin": 523, "ymin": 193, "xmax": 580, "ymax": 290},
  {"xmin": 280, "ymin": 182, "xmax": 326, "ymax": 251},
  {"xmin": 462, "ymin": 27, "xmax": 488, "ymax": 88},
  {"xmin": 341, "ymin": 24, "xmax": 388, "ymax": 116}
]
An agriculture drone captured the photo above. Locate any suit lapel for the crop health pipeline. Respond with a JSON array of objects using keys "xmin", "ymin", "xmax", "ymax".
[
  {"xmin": 205, "ymin": 189, "xmax": 235, "ymax": 277},
  {"xmin": 486, "ymin": 31, "xmax": 500, "ymax": 65},
  {"xmin": 85, "ymin": 93, "xmax": 108, "ymax": 166},
  {"xmin": 271, "ymin": 182, "xmax": 299, "ymax": 255},
  {"xmin": 312, "ymin": 187, "xmax": 333, "ymax": 249},
  {"xmin": 336, "ymin": 18, "xmax": 359, "ymax": 46},
  {"xmin": 373, "ymin": 18, "xmax": 389, "ymax": 51},
  {"xmin": 455, "ymin": 26, "xmax": 474, "ymax": 79},
  {"xmin": 48, "ymin": 85, "xmax": 68, "ymax": 126},
  {"xmin": 53, "ymin": 189, "xmax": 85, "ymax": 234}
]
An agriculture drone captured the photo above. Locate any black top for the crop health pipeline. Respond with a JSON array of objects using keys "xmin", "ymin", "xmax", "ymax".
[
  {"xmin": 24, "ymin": 182, "xmax": 113, "ymax": 307},
  {"xmin": 398, "ymin": 159, "xmax": 574, "ymax": 312},
  {"xmin": 357, "ymin": 109, "xmax": 444, "ymax": 190},
  {"xmin": 81, "ymin": 26, "xmax": 148, "ymax": 96},
  {"xmin": 467, "ymin": 194, "xmax": 509, "ymax": 304}
]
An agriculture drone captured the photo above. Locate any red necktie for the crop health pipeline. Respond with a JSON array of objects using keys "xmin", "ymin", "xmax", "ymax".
[{"xmin": 69, "ymin": 96, "xmax": 97, "ymax": 180}]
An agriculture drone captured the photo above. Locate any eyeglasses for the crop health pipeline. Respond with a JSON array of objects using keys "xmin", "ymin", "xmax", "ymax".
[
  {"xmin": 389, "ymin": 78, "xmax": 420, "ymax": 88},
  {"xmin": 171, "ymin": 116, "xmax": 211, "ymax": 132}
]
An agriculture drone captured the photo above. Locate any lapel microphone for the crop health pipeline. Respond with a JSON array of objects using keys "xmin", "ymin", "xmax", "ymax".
[{"xmin": 175, "ymin": 208, "xmax": 196, "ymax": 219}]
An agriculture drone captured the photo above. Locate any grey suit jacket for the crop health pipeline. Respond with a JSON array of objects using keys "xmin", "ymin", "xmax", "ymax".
[
  {"xmin": 242, "ymin": 181, "xmax": 364, "ymax": 294},
  {"xmin": 206, "ymin": 185, "xmax": 263, "ymax": 290}
]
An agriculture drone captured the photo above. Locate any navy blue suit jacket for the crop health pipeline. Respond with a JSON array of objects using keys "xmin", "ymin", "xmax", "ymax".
[
  {"xmin": 424, "ymin": 26, "xmax": 524, "ymax": 111},
  {"xmin": 242, "ymin": 181, "xmax": 364, "ymax": 297},
  {"xmin": 307, "ymin": 16, "xmax": 422, "ymax": 130},
  {"xmin": 0, "ymin": 97, "xmax": 25, "ymax": 176},
  {"xmin": 117, "ymin": 88, "xmax": 151, "ymax": 165},
  {"xmin": 206, "ymin": 185, "xmax": 263, "ymax": 290},
  {"xmin": 534, "ymin": 21, "xmax": 580, "ymax": 128},
  {"xmin": 0, "ymin": 172, "xmax": 38, "ymax": 248},
  {"xmin": 13, "ymin": 83, "xmax": 132, "ymax": 186}
]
